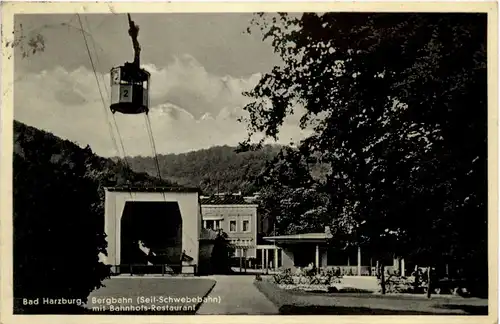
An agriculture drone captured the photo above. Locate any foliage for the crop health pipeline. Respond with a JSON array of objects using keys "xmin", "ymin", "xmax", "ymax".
[
  {"xmin": 273, "ymin": 268, "xmax": 295, "ymax": 285},
  {"xmin": 210, "ymin": 230, "xmax": 234, "ymax": 274},
  {"xmin": 124, "ymin": 145, "xmax": 284, "ymax": 195},
  {"xmin": 378, "ymin": 274, "xmax": 423, "ymax": 294},
  {"xmin": 240, "ymin": 12, "xmax": 487, "ymax": 293},
  {"xmin": 273, "ymin": 266, "xmax": 342, "ymax": 287},
  {"xmin": 13, "ymin": 120, "xmax": 173, "ymax": 309},
  {"xmin": 13, "ymin": 122, "xmax": 109, "ymax": 306},
  {"xmin": 255, "ymin": 146, "xmax": 331, "ymax": 235},
  {"xmin": 6, "ymin": 22, "xmax": 46, "ymax": 60},
  {"xmin": 124, "ymin": 144, "xmax": 329, "ymax": 198}
]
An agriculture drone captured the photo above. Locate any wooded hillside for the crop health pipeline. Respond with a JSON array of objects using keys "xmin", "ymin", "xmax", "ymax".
[{"xmin": 123, "ymin": 145, "xmax": 283, "ymax": 195}]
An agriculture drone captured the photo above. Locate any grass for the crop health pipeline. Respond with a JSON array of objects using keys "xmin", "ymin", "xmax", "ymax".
[{"xmin": 255, "ymin": 279, "xmax": 488, "ymax": 315}]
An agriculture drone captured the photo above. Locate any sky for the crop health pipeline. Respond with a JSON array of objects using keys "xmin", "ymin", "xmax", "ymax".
[{"xmin": 13, "ymin": 13, "xmax": 309, "ymax": 157}]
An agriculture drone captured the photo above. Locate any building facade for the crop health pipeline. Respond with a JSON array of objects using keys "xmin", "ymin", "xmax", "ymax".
[
  {"xmin": 200, "ymin": 193, "xmax": 259, "ymax": 258},
  {"xmin": 103, "ymin": 186, "xmax": 201, "ymax": 274},
  {"xmin": 264, "ymin": 230, "xmax": 407, "ymax": 276}
]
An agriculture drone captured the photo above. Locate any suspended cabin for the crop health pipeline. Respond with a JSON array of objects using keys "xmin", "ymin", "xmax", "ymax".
[{"xmin": 110, "ymin": 62, "xmax": 151, "ymax": 115}]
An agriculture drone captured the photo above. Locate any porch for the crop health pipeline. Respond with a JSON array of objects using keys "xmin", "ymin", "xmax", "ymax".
[{"xmin": 263, "ymin": 233, "xmax": 406, "ymax": 276}]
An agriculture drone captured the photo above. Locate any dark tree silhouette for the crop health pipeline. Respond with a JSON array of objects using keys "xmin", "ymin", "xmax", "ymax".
[
  {"xmin": 240, "ymin": 13, "xmax": 487, "ymax": 296},
  {"xmin": 210, "ymin": 231, "xmax": 234, "ymax": 274},
  {"xmin": 13, "ymin": 121, "xmax": 176, "ymax": 313}
]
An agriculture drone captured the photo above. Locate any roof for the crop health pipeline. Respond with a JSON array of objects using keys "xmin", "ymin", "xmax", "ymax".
[
  {"xmin": 105, "ymin": 186, "xmax": 201, "ymax": 193},
  {"xmin": 200, "ymin": 195, "xmax": 257, "ymax": 205},
  {"xmin": 263, "ymin": 232, "xmax": 330, "ymax": 243}
]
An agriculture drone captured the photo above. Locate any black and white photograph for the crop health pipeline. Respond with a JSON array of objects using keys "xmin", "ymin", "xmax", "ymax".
[{"xmin": 1, "ymin": 1, "xmax": 497, "ymax": 320}]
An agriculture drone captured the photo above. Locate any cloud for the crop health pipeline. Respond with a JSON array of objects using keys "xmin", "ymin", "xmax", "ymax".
[{"xmin": 14, "ymin": 55, "xmax": 308, "ymax": 157}]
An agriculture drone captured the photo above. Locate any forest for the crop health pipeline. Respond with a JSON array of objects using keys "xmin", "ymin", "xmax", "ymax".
[{"xmin": 120, "ymin": 145, "xmax": 279, "ymax": 195}]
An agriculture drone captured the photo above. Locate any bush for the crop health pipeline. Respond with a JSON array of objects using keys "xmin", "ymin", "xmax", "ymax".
[
  {"xmin": 210, "ymin": 231, "xmax": 233, "ymax": 274},
  {"xmin": 380, "ymin": 274, "xmax": 415, "ymax": 294},
  {"xmin": 273, "ymin": 266, "xmax": 342, "ymax": 288},
  {"xmin": 378, "ymin": 268, "xmax": 427, "ymax": 294},
  {"xmin": 273, "ymin": 268, "xmax": 294, "ymax": 285}
]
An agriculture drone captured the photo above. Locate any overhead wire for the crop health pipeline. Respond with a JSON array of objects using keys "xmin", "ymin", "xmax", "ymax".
[
  {"xmin": 77, "ymin": 13, "xmax": 134, "ymax": 269},
  {"xmin": 144, "ymin": 114, "xmax": 163, "ymax": 183},
  {"xmin": 76, "ymin": 14, "xmax": 122, "ymax": 161},
  {"xmin": 81, "ymin": 15, "xmax": 133, "ymax": 173},
  {"xmin": 80, "ymin": 12, "xmax": 199, "ymax": 265},
  {"xmin": 80, "ymin": 14, "xmax": 136, "ymax": 210}
]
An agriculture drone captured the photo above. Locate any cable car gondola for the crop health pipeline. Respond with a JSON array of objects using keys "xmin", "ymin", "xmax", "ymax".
[{"xmin": 109, "ymin": 14, "xmax": 150, "ymax": 115}]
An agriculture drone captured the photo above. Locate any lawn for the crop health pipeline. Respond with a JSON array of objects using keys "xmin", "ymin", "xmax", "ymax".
[{"xmin": 255, "ymin": 279, "xmax": 489, "ymax": 315}]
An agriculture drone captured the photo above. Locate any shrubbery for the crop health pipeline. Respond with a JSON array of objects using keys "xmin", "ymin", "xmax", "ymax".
[
  {"xmin": 14, "ymin": 151, "xmax": 111, "ymax": 312},
  {"xmin": 272, "ymin": 265, "xmax": 342, "ymax": 292}
]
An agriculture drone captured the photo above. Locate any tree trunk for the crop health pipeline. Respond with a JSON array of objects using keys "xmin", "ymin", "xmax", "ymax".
[
  {"xmin": 427, "ymin": 266, "xmax": 432, "ymax": 298},
  {"xmin": 380, "ymin": 261, "xmax": 386, "ymax": 294},
  {"xmin": 413, "ymin": 265, "xmax": 420, "ymax": 293}
]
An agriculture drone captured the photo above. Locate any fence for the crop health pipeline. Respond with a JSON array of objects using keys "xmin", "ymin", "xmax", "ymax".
[{"xmin": 112, "ymin": 264, "xmax": 197, "ymax": 276}]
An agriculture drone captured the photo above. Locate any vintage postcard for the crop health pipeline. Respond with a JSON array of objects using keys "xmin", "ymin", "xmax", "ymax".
[{"xmin": 0, "ymin": 1, "xmax": 498, "ymax": 324}]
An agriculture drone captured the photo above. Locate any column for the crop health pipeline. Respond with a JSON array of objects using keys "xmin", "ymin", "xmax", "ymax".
[
  {"xmin": 321, "ymin": 248, "xmax": 328, "ymax": 268},
  {"xmin": 265, "ymin": 249, "xmax": 269, "ymax": 274},
  {"xmin": 315, "ymin": 244, "xmax": 320, "ymax": 270},
  {"xmin": 401, "ymin": 258, "xmax": 406, "ymax": 277},
  {"xmin": 261, "ymin": 249, "xmax": 265, "ymax": 271},
  {"xmin": 357, "ymin": 246, "xmax": 362, "ymax": 276},
  {"xmin": 274, "ymin": 248, "xmax": 279, "ymax": 270},
  {"xmin": 244, "ymin": 249, "xmax": 247, "ymax": 273},
  {"xmin": 239, "ymin": 248, "xmax": 243, "ymax": 272},
  {"xmin": 203, "ymin": 220, "xmax": 207, "ymax": 229},
  {"xmin": 393, "ymin": 256, "xmax": 400, "ymax": 275}
]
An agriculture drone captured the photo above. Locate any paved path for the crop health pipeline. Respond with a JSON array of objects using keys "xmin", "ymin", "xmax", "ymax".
[
  {"xmin": 196, "ymin": 275, "xmax": 279, "ymax": 315},
  {"xmin": 85, "ymin": 277, "xmax": 216, "ymax": 314}
]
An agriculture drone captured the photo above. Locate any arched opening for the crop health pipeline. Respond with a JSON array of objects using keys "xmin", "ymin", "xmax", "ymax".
[{"xmin": 120, "ymin": 201, "xmax": 183, "ymax": 274}]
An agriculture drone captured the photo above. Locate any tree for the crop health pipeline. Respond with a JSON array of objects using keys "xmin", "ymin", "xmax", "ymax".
[
  {"xmin": 255, "ymin": 146, "xmax": 330, "ymax": 235},
  {"xmin": 210, "ymin": 230, "xmax": 234, "ymax": 274},
  {"xmin": 13, "ymin": 123, "xmax": 110, "ymax": 313},
  {"xmin": 241, "ymin": 13, "xmax": 487, "ymax": 295}
]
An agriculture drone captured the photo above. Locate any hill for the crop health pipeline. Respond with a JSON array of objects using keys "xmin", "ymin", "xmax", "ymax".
[
  {"xmin": 13, "ymin": 120, "xmax": 176, "ymax": 208},
  {"xmin": 124, "ymin": 145, "xmax": 284, "ymax": 195}
]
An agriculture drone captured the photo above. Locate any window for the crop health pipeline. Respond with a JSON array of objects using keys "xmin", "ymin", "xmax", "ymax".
[
  {"xmin": 204, "ymin": 220, "xmax": 221, "ymax": 230},
  {"xmin": 205, "ymin": 220, "xmax": 214, "ymax": 230},
  {"xmin": 229, "ymin": 220, "xmax": 237, "ymax": 232},
  {"xmin": 242, "ymin": 220, "xmax": 250, "ymax": 232}
]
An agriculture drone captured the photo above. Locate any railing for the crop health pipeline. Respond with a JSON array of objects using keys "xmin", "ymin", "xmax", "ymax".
[{"xmin": 112, "ymin": 264, "xmax": 197, "ymax": 276}]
